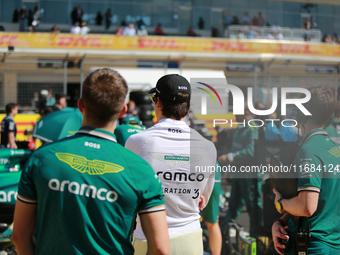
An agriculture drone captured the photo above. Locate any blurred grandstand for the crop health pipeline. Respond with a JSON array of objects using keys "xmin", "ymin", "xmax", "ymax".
[{"xmin": 0, "ymin": 0, "xmax": 339, "ymax": 140}]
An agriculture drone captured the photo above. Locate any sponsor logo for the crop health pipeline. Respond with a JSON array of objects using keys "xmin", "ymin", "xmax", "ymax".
[
  {"xmin": 0, "ymin": 191, "xmax": 17, "ymax": 203},
  {"xmin": 56, "ymin": 153, "xmax": 124, "ymax": 175},
  {"xmin": 84, "ymin": 141, "xmax": 100, "ymax": 149},
  {"xmin": 149, "ymin": 153, "xmax": 202, "ymax": 166},
  {"xmin": 48, "ymin": 179, "xmax": 118, "ymax": 202},
  {"xmin": 156, "ymin": 171, "xmax": 205, "ymax": 182}
]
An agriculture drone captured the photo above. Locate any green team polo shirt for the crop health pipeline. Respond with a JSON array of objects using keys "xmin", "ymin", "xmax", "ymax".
[
  {"xmin": 18, "ymin": 126, "xmax": 164, "ymax": 255},
  {"xmin": 114, "ymin": 124, "xmax": 146, "ymax": 146},
  {"xmin": 230, "ymin": 119, "xmax": 258, "ymax": 177},
  {"xmin": 295, "ymin": 129, "xmax": 340, "ymax": 249}
]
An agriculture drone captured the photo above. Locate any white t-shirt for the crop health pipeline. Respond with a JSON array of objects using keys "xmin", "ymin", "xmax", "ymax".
[
  {"xmin": 80, "ymin": 26, "xmax": 90, "ymax": 35},
  {"xmin": 123, "ymin": 27, "xmax": 136, "ymax": 36},
  {"xmin": 70, "ymin": 26, "xmax": 80, "ymax": 35},
  {"xmin": 125, "ymin": 118, "xmax": 216, "ymax": 239}
]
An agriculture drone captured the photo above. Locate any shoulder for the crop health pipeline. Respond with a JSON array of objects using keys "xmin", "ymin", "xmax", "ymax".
[{"xmin": 190, "ymin": 128, "xmax": 216, "ymax": 150}]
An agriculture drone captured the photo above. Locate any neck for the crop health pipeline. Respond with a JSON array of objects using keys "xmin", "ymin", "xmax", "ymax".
[
  {"xmin": 302, "ymin": 121, "xmax": 323, "ymax": 138},
  {"xmin": 158, "ymin": 115, "xmax": 185, "ymax": 122},
  {"xmin": 81, "ymin": 118, "xmax": 117, "ymax": 133}
]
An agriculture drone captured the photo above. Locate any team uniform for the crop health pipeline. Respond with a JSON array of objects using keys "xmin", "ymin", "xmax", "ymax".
[
  {"xmin": 114, "ymin": 117, "xmax": 146, "ymax": 146},
  {"xmin": 1, "ymin": 116, "xmax": 17, "ymax": 148},
  {"xmin": 125, "ymin": 118, "xmax": 216, "ymax": 254},
  {"xmin": 286, "ymin": 129, "xmax": 340, "ymax": 254},
  {"xmin": 202, "ymin": 162, "xmax": 221, "ymax": 224},
  {"xmin": 222, "ymin": 119, "xmax": 262, "ymax": 236},
  {"xmin": 17, "ymin": 126, "xmax": 164, "ymax": 255}
]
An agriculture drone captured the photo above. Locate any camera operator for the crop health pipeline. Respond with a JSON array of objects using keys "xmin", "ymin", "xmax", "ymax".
[{"xmin": 272, "ymin": 86, "xmax": 340, "ymax": 255}]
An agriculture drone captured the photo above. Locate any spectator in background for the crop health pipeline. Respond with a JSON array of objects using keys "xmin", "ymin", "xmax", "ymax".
[
  {"xmin": 31, "ymin": 92, "xmax": 39, "ymax": 109},
  {"xmin": 12, "ymin": 9, "xmax": 19, "ymax": 23},
  {"xmin": 105, "ymin": 9, "xmax": 112, "ymax": 30},
  {"xmin": 198, "ymin": 17, "xmax": 205, "ymax": 29},
  {"xmin": 52, "ymin": 92, "xmax": 67, "ymax": 111},
  {"xmin": 276, "ymin": 31, "xmax": 283, "ymax": 40},
  {"xmin": 45, "ymin": 89, "xmax": 55, "ymax": 106},
  {"xmin": 324, "ymin": 33, "xmax": 332, "ymax": 43},
  {"xmin": 76, "ymin": 5, "xmax": 83, "ymax": 24},
  {"xmin": 137, "ymin": 18, "xmax": 145, "ymax": 29},
  {"xmin": 27, "ymin": 8, "xmax": 33, "ymax": 27},
  {"xmin": 242, "ymin": 12, "xmax": 251, "ymax": 25},
  {"xmin": 80, "ymin": 21, "xmax": 90, "ymax": 35},
  {"xmin": 232, "ymin": 15, "xmax": 240, "ymax": 25},
  {"xmin": 252, "ymin": 16, "xmax": 258, "ymax": 26},
  {"xmin": 155, "ymin": 23, "xmax": 164, "ymax": 35},
  {"xmin": 187, "ymin": 26, "xmax": 198, "ymax": 36},
  {"xmin": 258, "ymin": 12, "xmax": 265, "ymax": 27},
  {"xmin": 19, "ymin": 6, "xmax": 26, "ymax": 31},
  {"xmin": 247, "ymin": 26, "xmax": 258, "ymax": 39},
  {"xmin": 224, "ymin": 11, "xmax": 233, "ymax": 28},
  {"xmin": 96, "ymin": 11, "xmax": 103, "ymax": 26},
  {"xmin": 304, "ymin": 30, "xmax": 311, "ymax": 41},
  {"xmin": 332, "ymin": 33, "xmax": 338, "ymax": 44},
  {"xmin": 123, "ymin": 23, "xmax": 136, "ymax": 36},
  {"xmin": 272, "ymin": 22, "xmax": 281, "ymax": 33},
  {"xmin": 71, "ymin": 7, "xmax": 77, "ymax": 25},
  {"xmin": 237, "ymin": 30, "xmax": 245, "ymax": 39},
  {"xmin": 303, "ymin": 17, "xmax": 311, "ymax": 29},
  {"xmin": 70, "ymin": 22, "xmax": 80, "ymax": 35},
  {"xmin": 50, "ymin": 25, "xmax": 60, "ymax": 34},
  {"xmin": 268, "ymin": 32, "xmax": 275, "ymax": 39},
  {"xmin": 33, "ymin": 6, "xmax": 40, "ymax": 25},
  {"xmin": 115, "ymin": 27, "xmax": 124, "ymax": 35},
  {"xmin": 137, "ymin": 25, "xmax": 148, "ymax": 36}
]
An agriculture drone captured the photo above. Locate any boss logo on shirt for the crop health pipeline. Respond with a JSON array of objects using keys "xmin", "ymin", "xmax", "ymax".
[
  {"xmin": 84, "ymin": 141, "xmax": 100, "ymax": 149},
  {"xmin": 168, "ymin": 128, "xmax": 181, "ymax": 133}
]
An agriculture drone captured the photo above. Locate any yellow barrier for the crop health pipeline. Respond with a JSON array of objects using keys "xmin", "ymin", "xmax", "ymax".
[
  {"xmin": 0, "ymin": 32, "xmax": 339, "ymax": 57},
  {"xmin": 0, "ymin": 113, "xmax": 40, "ymax": 141}
]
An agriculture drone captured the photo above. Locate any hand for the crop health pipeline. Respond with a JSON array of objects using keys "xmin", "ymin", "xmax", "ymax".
[
  {"xmin": 198, "ymin": 196, "xmax": 206, "ymax": 211},
  {"xmin": 273, "ymin": 188, "xmax": 285, "ymax": 214},
  {"xmin": 272, "ymin": 221, "xmax": 289, "ymax": 255},
  {"xmin": 218, "ymin": 154, "xmax": 229, "ymax": 165}
]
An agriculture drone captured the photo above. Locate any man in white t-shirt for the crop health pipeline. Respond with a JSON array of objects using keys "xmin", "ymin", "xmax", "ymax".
[
  {"xmin": 123, "ymin": 23, "xmax": 136, "ymax": 36},
  {"xmin": 126, "ymin": 74, "xmax": 216, "ymax": 255},
  {"xmin": 70, "ymin": 22, "xmax": 80, "ymax": 35}
]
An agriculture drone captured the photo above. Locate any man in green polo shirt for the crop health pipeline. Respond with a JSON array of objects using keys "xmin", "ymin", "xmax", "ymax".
[
  {"xmin": 12, "ymin": 68, "xmax": 170, "ymax": 255},
  {"xmin": 115, "ymin": 116, "xmax": 146, "ymax": 146},
  {"xmin": 218, "ymin": 104, "xmax": 262, "ymax": 237},
  {"xmin": 272, "ymin": 87, "xmax": 340, "ymax": 255}
]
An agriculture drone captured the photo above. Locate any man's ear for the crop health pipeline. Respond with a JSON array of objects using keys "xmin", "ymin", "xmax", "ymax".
[
  {"xmin": 77, "ymin": 98, "xmax": 84, "ymax": 113},
  {"xmin": 155, "ymin": 98, "xmax": 162, "ymax": 109},
  {"xmin": 118, "ymin": 104, "xmax": 128, "ymax": 118}
]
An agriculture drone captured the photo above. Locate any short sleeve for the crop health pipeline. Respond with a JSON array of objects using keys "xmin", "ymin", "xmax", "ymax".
[
  {"xmin": 296, "ymin": 148, "xmax": 322, "ymax": 193},
  {"xmin": 8, "ymin": 120, "xmax": 15, "ymax": 132},
  {"xmin": 133, "ymin": 160, "xmax": 164, "ymax": 213},
  {"xmin": 17, "ymin": 156, "xmax": 39, "ymax": 203}
]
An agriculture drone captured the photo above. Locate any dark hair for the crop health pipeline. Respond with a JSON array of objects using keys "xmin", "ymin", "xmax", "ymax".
[
  {"xmin": 307, "ymin": 86, "xmax": 335, "ymax": 126},
  {"xmin": 82, "ymin": 68, "xmax": 128, "ymax": 125},
  {"xmin": 156, "ymin": 92, "xmax": 190, "ymax": 120},
  {"xmin": 6, "ymin": 103, "xmax": 18, "ymax": 115}
]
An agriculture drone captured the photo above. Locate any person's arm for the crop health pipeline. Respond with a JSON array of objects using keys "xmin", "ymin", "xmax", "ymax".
[
  {"xmin": 140, "ymin": 207, "xmax": 170, "ymax": 255},
  {"xmin": 273, "ymin": 188, "xmax": 319, "ymax": 217},
  {"xmin": 8, "ymin": 132, "xmax": 16, "ymax": 148},
  {"xmin": 12, "ymin": 199, "xmax": 37, "ymax": 255},
  {"xmin": 272, "ymin": 213, "xmax": 290, "ymax": 255}
]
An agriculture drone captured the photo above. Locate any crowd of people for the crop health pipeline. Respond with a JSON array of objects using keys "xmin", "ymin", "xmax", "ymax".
[
  {"xmin": 4, "ymin": 5, "xmax": 338, "ymax": 43},
  {"xmin": 0, "ymin": 67, "xmax": 339, "ymax": 255}
]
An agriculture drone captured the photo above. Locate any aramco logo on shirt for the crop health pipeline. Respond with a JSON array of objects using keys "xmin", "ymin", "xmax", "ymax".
[{"xmin": 56, "ymin": 153, "xmax": 124, "ymax": 175}]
